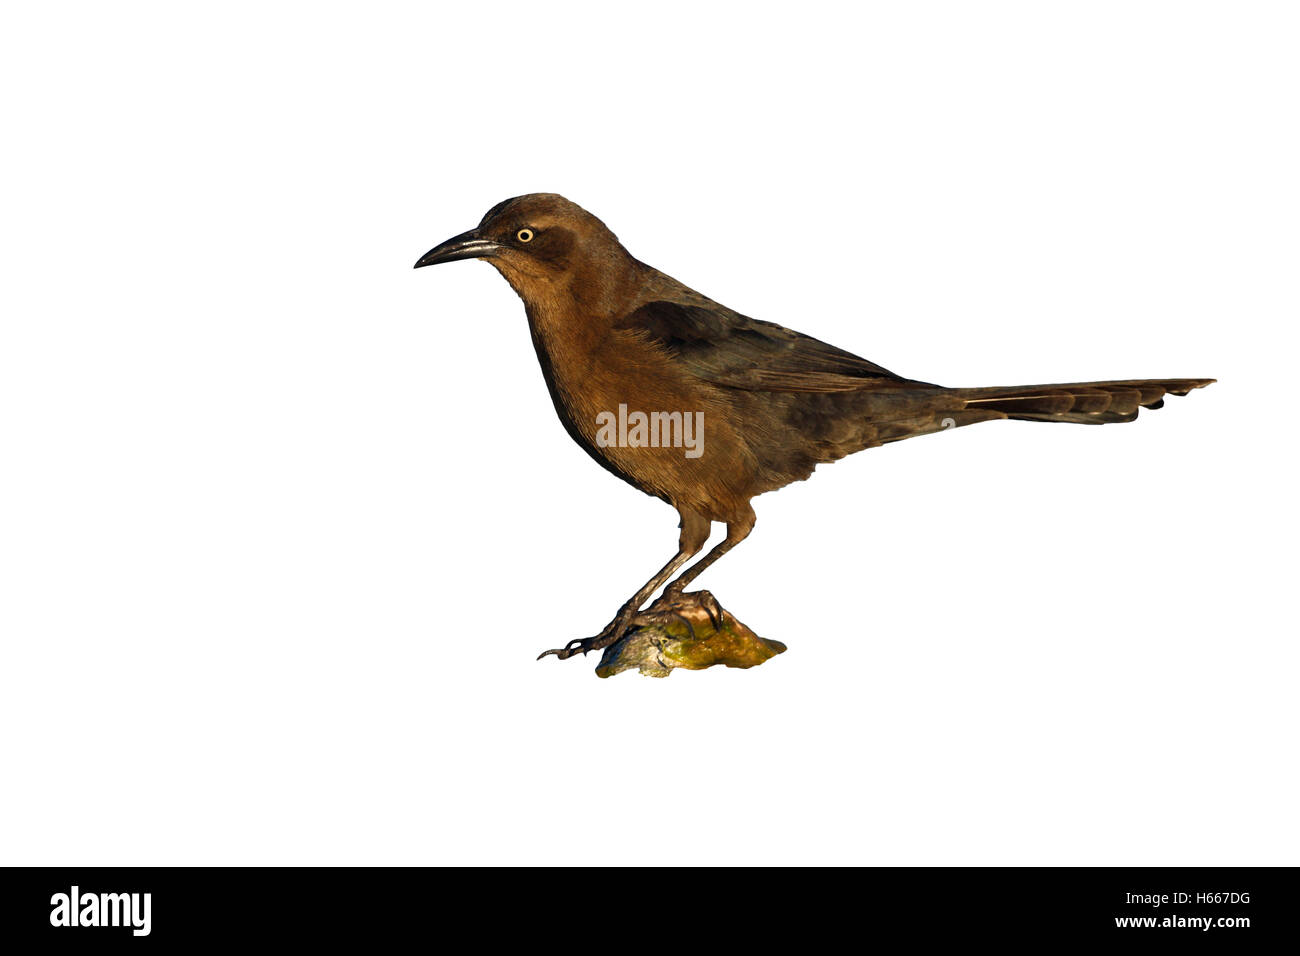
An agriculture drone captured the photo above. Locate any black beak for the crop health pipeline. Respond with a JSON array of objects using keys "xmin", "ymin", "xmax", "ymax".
[{"xmin": 414, "ymin": 229, "xmax": 502, "ymax": 269}]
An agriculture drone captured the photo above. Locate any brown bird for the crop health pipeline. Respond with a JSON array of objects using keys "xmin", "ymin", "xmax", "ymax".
[{"xmin": 415, "ymin": 194, "xmax": 1213, "ymax": 661}]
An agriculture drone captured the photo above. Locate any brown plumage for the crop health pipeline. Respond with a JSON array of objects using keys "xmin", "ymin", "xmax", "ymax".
[{"xmin": 415, "ymin": 194, "xmax": 1214, "ymax": 660}]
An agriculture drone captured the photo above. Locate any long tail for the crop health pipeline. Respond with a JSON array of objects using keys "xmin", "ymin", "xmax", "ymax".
[{"xmin": 943, "ymin": 378, "xmax": 1215, "ymax": 425}]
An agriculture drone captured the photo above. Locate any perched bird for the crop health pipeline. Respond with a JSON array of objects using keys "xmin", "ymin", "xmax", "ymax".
[{"xmin": 415, "ymin": 194, "xmax": 1213, "ymax": 660}]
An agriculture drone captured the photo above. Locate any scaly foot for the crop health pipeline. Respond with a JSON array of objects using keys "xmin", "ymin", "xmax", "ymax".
[
  {"xmin": 646, "ymin": 588, "xmax": 725, "ymax": 630},
  {"xmin": 536, "ymin": 604, "xmax": 639, "ymax": 661},
  {"xmin": 537, "ymin": 590, "xmax": 729, "ymax": 662}
]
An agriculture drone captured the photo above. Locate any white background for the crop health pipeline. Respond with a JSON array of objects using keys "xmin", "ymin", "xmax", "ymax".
[{"xmin": 2, "ymin": 2, "xmax": 1296, "ymax": 866}]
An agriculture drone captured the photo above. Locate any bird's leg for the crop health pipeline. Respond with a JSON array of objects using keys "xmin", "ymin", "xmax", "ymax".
[
  {"xmin": 538, "ymin": 509, "xmax": 711, "ymax": 660},
  {"xmin": 650, "ymin": 507, "xmax": 755, "ymax": 621}
]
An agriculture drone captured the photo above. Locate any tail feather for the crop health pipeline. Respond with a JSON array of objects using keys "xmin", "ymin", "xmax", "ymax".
[
  {"xmin": 949, "ymin": 378, "xmax": 1214, "ymax": 425},
  {"xmin": 813, "ymin": 377, "xmax": 1213, "ymax": 458}
]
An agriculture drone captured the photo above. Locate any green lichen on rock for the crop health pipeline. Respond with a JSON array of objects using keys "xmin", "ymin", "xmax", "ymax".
[{"xmin": 595, "ymin": 592, "xmax": 786, "ymax": 678}]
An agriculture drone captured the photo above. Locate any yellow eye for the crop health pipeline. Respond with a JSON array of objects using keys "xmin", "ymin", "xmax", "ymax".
[{"xmin": 516, "ymin": 228, "xmax": 534, "ymax": 243}]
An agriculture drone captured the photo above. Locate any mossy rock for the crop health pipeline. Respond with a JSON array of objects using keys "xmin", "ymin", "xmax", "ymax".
[{"xmin": 595, "ymin": 593, "xmax": 786, "ymax": 678}]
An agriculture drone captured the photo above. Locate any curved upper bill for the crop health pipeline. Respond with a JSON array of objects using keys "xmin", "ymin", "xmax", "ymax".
[{"xmin": 414, "ymin": 229, "xmax": 503, "ymax": 268}]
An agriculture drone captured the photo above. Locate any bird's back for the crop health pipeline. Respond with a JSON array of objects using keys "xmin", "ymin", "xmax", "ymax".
[{"xmin": 611, "ymin": 269, "xmax": 959, "ymax": 490}]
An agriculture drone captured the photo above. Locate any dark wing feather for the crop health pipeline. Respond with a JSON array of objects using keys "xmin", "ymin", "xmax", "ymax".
[{"xmin": 614, "ymin": 298, "xmax": 920, "ymax": 393}]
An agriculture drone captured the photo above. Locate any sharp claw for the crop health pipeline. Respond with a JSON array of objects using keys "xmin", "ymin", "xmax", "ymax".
[
  {"xmin": 539, "ymin": 613, "xmax": 635, "ymax": 661},
  {"xmin": 703, "ymin": 597, "xmax": 723, "ymax": 630},
  {"xmin": 537, "ymin": 636, "xmax": 588, "ymax": 661},
  {"xmin": 671, "ymin": 610, "xmax": 697, "ymax": 640}
]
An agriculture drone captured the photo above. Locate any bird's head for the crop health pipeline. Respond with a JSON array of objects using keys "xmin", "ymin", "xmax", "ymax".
[{"xmin": 414, "ymin": 193, "xmax": 639, "ymax": 309}]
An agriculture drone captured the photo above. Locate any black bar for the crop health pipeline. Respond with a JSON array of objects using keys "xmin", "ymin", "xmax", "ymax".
[{"xmin": 0, "ymin": 866, "xmax": 1291, "ymax": 945}]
